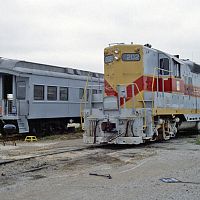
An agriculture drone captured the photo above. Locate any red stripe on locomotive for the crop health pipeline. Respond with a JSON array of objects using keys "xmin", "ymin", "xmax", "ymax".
[{"xmin": 105, "ymin": 75, "xmax": 198, "ymax": 106}]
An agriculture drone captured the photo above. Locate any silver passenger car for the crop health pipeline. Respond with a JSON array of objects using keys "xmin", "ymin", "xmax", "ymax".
[{"xmin": 0, "ymin": 57, "xmax": 103, "ymax": 135}]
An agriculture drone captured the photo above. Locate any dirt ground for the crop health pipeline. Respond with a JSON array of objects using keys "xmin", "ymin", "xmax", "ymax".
[{"xmin": 0, "ymin": 133, "xmax": 200, "ymax": 200}]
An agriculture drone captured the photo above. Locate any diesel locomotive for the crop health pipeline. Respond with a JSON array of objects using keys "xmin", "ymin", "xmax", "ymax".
[{"xmin": 83, "ymin": 43, "xmax": 200, "ymax": 144}]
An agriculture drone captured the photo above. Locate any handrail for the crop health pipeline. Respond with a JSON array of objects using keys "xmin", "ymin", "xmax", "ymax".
[
  {"xmin": 133, "ymin": 82, "xmax": 147, "ymax": 129},
  {"xmin": 151, "ymin": 67, "xmax": 172, "ymax": 114},
  {"xmin": 80, "ymin": 73, "xmax": 91, "ymax": 129},
  {"xmin": 1, "ymin": 99, "xmax": 18, "ymax": 116},
  {"xmin": 117, "ymin": 82, "xmax": 147, "ymax": 129},
  {"xmin": 80, "ymin": 76, "xmax": 104, "ymax": 130}
]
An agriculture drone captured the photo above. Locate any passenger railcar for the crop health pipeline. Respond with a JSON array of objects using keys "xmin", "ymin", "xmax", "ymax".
[
  {"xmin": 84, "ymin": 43, "xmax": 200, "ymax": 144},
  {"xmin": 0, "ymin": 57, "xmax": 103, "ymax": 135}
]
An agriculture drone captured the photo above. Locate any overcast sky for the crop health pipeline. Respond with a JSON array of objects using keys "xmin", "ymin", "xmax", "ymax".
[{"xmin": 0, "ymin": 0, "xmax": 200, "ymax": 73}]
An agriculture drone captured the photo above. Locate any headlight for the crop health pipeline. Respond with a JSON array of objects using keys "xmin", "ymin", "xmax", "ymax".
[
  {"xmin": 114, "ymin": 49, "xmax": 119, "ymax": 54},
  {"xmin": 114, "ymin": 56, "xmax": 119, "ymax": 61}
]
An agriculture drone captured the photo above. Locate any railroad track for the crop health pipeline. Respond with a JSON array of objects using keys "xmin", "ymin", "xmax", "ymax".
[
  {"xmin": 0, "ymin": 143, "xmax": 126, "ymax": 181},
  {"xmin": 0, "ymin": 141, "xmax": 136, "ymax": 166},
  {"xmin": 0, "ymin": 142, "xmax": 137, "ymax": 175},
  {"xmin": 0, "ymin": 140, "xmax": 160, "ymax": 181},
  {"xmin": 0, "ymin": 145, "xmax": 97, "ymax": 166},
  {"xmin": 0, "ymin": 145, "xmax": 100, "ymax": 180}
]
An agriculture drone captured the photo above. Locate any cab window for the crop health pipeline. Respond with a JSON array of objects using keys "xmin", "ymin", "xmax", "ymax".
[
  {"xmin": 173, "ymin": 63, "xmax": 181, "ymax": 78},
  {"xmin": 159, "ymin": 58, "xmax": 169, "ymax": 75}
]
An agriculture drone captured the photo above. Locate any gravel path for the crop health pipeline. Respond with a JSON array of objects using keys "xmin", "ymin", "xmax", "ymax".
[{"xmin": 0, "ymin": 135, "xmax": 200, "ymax": 200}]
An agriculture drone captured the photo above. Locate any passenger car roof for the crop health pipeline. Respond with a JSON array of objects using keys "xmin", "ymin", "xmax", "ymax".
[{"xmin": 0, "ymin": 57, "xmax": 103, "ymax": 79}]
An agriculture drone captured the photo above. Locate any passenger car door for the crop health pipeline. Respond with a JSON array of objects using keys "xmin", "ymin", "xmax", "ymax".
[{"xmin": 16, "ymin": 78, "xmax": 29, "ymax": 116}]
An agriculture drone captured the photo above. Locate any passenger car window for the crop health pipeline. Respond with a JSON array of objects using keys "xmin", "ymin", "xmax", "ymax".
[
  {"xmin": 79, "ymin": 88, "xmax": 84, "ymax": 99},
  {"xmin": 47, "ymin": 86, "xmax": 57, "ymax": 100},
  {"xmin": 17, "ymin": 81, "xmax": 26, "ymax": 100},
  {"xmin": 60, "ymin": 87, "xmax": 68, "ymax": 101},
  {"xmin": 34, "ymin": 85, "xmax": 44, "ymax": 100},
  {"xmin": 79, "ymin": 88, "xmax": 89, "ymax": 100}
]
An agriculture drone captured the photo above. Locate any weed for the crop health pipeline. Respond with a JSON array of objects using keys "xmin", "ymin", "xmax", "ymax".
[{"xmin": 196, "ymin": 137, "xmax": 200, "ymax": 145}]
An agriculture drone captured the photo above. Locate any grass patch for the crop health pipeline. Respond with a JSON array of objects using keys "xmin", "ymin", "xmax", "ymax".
[{"xmin": 196, "ymin": 137, "xmax": 200, "ymax": 145}]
